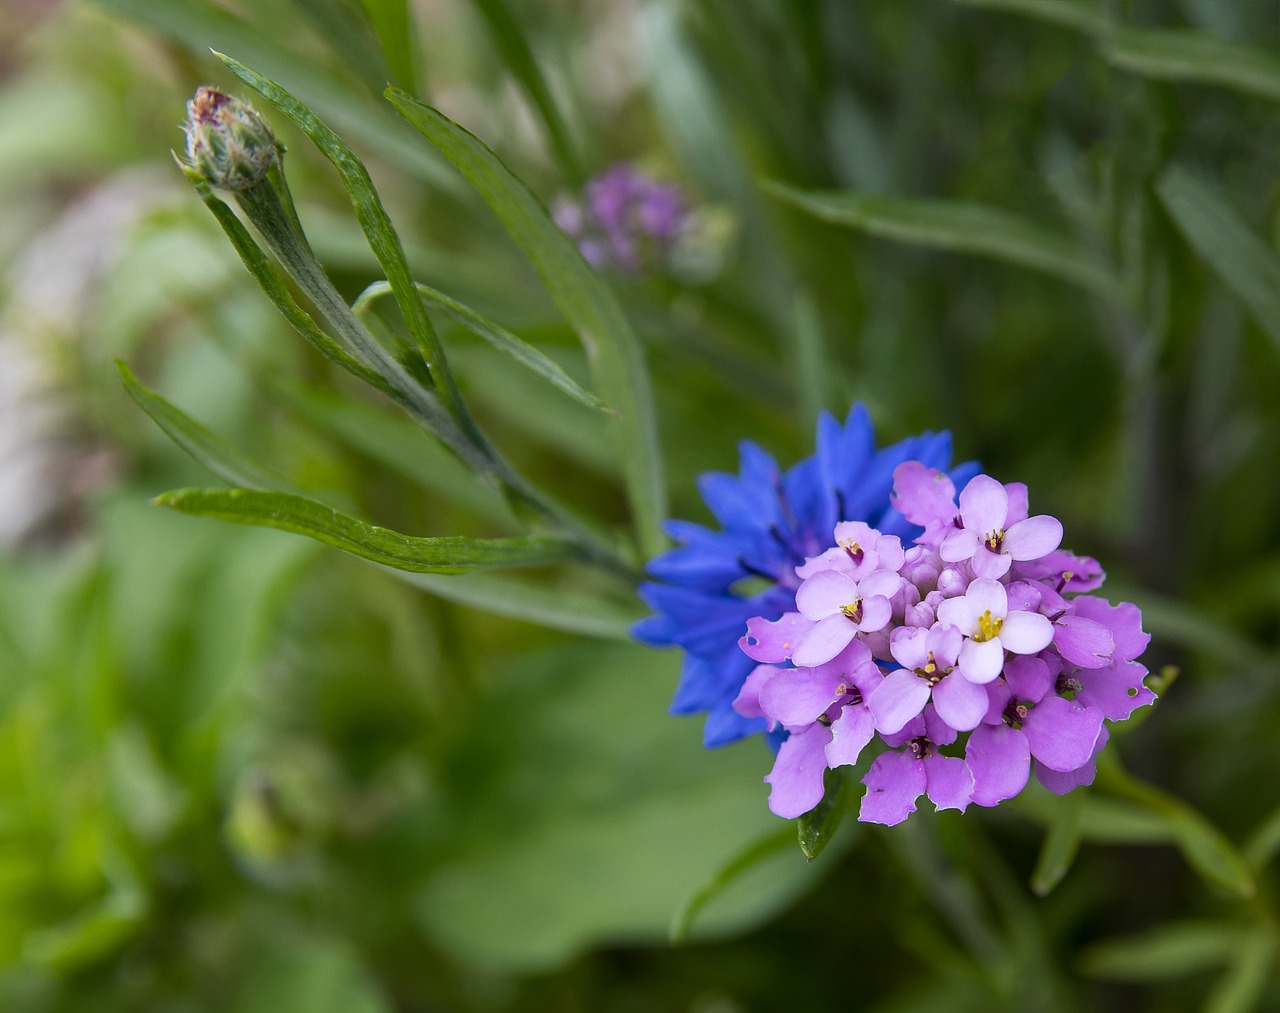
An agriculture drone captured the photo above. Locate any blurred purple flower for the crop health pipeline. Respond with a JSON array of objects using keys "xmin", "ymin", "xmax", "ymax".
[{"xmin": 554, "ymin": 163, "xmax": 689, "ymax": 273}]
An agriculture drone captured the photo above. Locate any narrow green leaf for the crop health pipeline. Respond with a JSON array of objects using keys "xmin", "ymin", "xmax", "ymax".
[
  {"xmin": 1109, "ymin": 28, "xmax": 1280, "ymax": 104},
  {"xmin": 1244, "ymin": 802, "xmax": 1280, "ymax": 872},
  {"xmin": 1079, "ymin": 922, "xmax": 1249, "ymax": 981},
  {"xmin": 1205, "ymin": 932, "xmax": 1276, "ymax": 1013},
  {"xmin": 764, "ymin": 181, "xmax": 1121, "ymax": 300},
  {"xmin": 1156, "ymin": 166, "xmax": 1280, "ymax": 355},
  {"xmin": 1030, "ymin": 791, "xmax": 1082, "ymax": 895},
  {"xmin": 471, "ymin": 0, "xmax": 582, "ymax": 181},
  {"xmin": 359, "ymin": 0, "xmax": 420, "ymax": 94},
  {"xmin": 669, "ymin": 827, "xmax": 794, "ymax": 943},
  {"xmin": 354, "ymin": 280, "xmax": 609, "ymax": 412},
  {"xmin": 797, "ymin": 771, "xmax": 849, "ymax": 862},
  {"xmin": 156, "ymin": 488, "xmax": 576, "ymax": 573},
  {"xmin": 181, "ymin": 165, "xmax": 390, "ymax": 392},
  {"xmin": 1097, "ymin": 762, "xmax": 1256, "ymax": 898},
  {"xmin": 950, "ymin": 0, "xmax": 1108, "ymax": 35},
  {"xmin": 216, "ymin": 53, "xmax": 467, "ymax": 423},
  {"xmin": 392, "ymin": 571, "xmax": 643, "ymax": 639},
  {"xmin": 117, "ymin": 362, "xmax": 289, "ymax": 492},
  {"xmin": 386, "ymin": 87, "xmax": 667, "ymax": 558},
  {"xmin": 282, "ymin": 0, "xmax": 390, "ymax": 98}
]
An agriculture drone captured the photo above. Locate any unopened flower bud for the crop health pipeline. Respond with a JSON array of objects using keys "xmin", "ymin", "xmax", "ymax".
[{"xmin": 183, "ymin": 86, "xmax": 276, "ymax": 191}]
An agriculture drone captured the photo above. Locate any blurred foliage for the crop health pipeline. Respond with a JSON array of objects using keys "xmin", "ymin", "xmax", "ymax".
[{"xmin": 0, "ymin": 0, "xmax": 1279, "ymax": 1009}]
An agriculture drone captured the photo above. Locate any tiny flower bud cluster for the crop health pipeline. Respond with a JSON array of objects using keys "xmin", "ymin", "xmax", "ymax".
[
  {"xmin": 733, "ymin": 462, "xmax": 1153, "ymax": 826},
  {"xmin": 184, "ymin": 87, "xmax": 277, "ymax": 191},
  {"xmin": 553, "ymin": 163, "xmax": 687, "ymax": 273}
]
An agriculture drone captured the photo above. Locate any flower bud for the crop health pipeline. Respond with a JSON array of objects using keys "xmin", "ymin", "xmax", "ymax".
[{"xmin": 183, "ymin": 86, "xmax": 276, "ymax": 191}]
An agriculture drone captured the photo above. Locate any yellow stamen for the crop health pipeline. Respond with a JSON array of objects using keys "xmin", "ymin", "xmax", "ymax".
[{"xmin": 975, "ymin": 609, "xmax": 1004, "ymax": 643}]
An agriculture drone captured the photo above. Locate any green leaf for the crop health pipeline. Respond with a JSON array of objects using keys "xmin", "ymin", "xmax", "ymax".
[
  {"xmin": 282, "ymin": 0, "xmax": 390, "ymax": 98},
  {"xmin": 1079, "ymin": 921, "xmax": 1249, "ymax": 981},
  {"xmin": 354, "ymin": 281, "xmax": 609, "ymax": 413},
  {"xmin": 215, "ymin": 53, "xmax": 467, "ymax": 424},
  {"xmin": 1244, "ymin": 802, "xmax": 1280, "ymax": 872},
  {"xmin": 180, "ymin": 167, "xmax": 390, "ymax": 392},
  {"xmin": 764, "ymin": 181, "xmax": 1121, "ymax": 300},
  {"xmin": 949, "ymin": 0, "xmax": 1108, "ymax": 35},
  {"xmin": 668, "ymin": 827, "xmax": 794, "ymax": 943},
  {"xmin": 156, "ymin": 488, "xmax": 576, "ymax": 573},
  {"xmin": 1205, "ymin": 932, "xmax": 1276, "ymax": 1013},
  {"xmin": 358, "ymin": 0, "xmax": 419, "ymax": 93},
  {"xmin": 1109, "ymin": 28, "xmax": 1280, "ymax": 104},
  {"xmin": 471, "ymin": 0, "xmax": 582, "ymax": 181},
  {"xmin": 1029, "ymin": 790, "xmax": 1082, "ymax": 895},
  {"xmin": 117, "ymin": 361, "xmax": 290, "ymax": 492},
  {"xmin": 797, "ymin": 771, "xmax": 850, "ymax": 862},
  {"xmin": 384, "ymin": 87, "xmax": 667, "ymax": 559},
  {"xmin": 1096, "ymin": 761, "xmax": 1256, "ymax": 898},
  {"xmin": 393, "ymin": 571, "xmax": 641, "ymax": 639},
  {"xmin": 1156, "ymin": 166, "xmax": 1280, "ymax": 355}
]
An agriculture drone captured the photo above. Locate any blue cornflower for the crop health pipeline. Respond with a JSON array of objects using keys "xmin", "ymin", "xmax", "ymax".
[{"xmin": 633, "ymin": 406, "xmax": 980, "ymax": 747}]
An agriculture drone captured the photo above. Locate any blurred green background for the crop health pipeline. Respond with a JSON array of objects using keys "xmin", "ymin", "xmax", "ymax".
[{"xmin": 2, "ymin": 0, "xmax": 1280, "ymax": 1009}]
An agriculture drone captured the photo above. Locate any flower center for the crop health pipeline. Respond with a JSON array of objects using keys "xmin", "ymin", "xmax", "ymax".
[
  {"xmin": 838, "ymin": 538, "xmax": 865, "ymax": 566},
  {"xmin": 974, "ymin": 609, "xmax": 1004, "ymax": 642},
  {"xmin": 985, "ymin": 529, "xmax": 1005, "ymax": 553},
  {"xmin": 839, "ymin": 598, "xmax": 864, "ymax": 623},
  {"xmin": 914, "ymin": 652, "xmax": 946, "ymax": 685},
  {"xmin": 1002, "ymin": 700, "xmax": 1031, "ymax": 728}
]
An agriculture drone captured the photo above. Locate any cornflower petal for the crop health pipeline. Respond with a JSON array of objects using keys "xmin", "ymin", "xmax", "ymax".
[
  {"xmin": 999, "ymin": 610, "xmax": 1054, "ymax": 655},
  {"xmin": 1021, "ymin": 696, "xmax": 1103, "ymax": 772},
  {"xmin": 868, "ymin": 670, "xmax": 932, "ymax": 734},
  {"xmin": 765, "ymin": 724, "xmax": 832, "ymax": 818},
  {"xmin": 966, "ymin": 723, "xmax": 1031, "ymax": 806},
  {"xmin": 859, "ymin": 750, "xmax": 927, "ymax": 826},
  {"xmin": 1003, "ymin": 514, "xmax": 1063, "ymax": 560}
]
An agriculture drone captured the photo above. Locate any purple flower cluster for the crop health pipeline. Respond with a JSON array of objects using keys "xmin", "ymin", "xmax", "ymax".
[
  {"xmin": 553, "ymin": 163, "xmax": 687, "ymax": 273},
  {"xmin": 733, "ymin": 463, "xmax": 1153, "ymax": 826}
]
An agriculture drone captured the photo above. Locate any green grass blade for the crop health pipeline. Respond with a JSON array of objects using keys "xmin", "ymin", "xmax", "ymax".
[
  {"xmin": 668, "ymin": 827, "xmax": 795, "ymax": 943},
  {"xmin": 358, "ymin": 0, "xmax": 420, "ymax": 93},
  {"xmin": 1156, "ymin": 166, "xmax": 1280, "ymax": 355},
  {"xmin": 471, "ymin": 0, "xmax": 582, "ymax": 180},
  {"xmin": 117, "ymin": 362, "xmax": 289, "ymax": 492},
  {"xmin": 1029, "ymin": 791, "xmax": 1082, "ymax": 895},
  {"xmin": 282, "ymin": 0, "xmax": 390, "ymax": 98},
  {"xmin": 764, "ymin": 181, "xmax": 1121, "ymax": 300},
  {"xmin": 950, "ymin": 0, "xmax": 1108, "ymax": 34},
  {"xmin": 386, "ymin": 87, "xmax": 667, "ymax": 558},
  {"xmin": 355, "ymin": 280, "xmax": 609, "ymax": 412},
  {"xmin": 1079, "ymin": 922, "xmax": 1248, "ymax": 981},
  {"xmin": 1204, "ymin": 932, "xmax": 1275, "ymax": 1013},
  {"xmin": 215, "ymin": 53, "xmax": 467, "ymax": 423},
  {"xmin": 1109, "ymin": 28, "xmax": 1280, "ymax": 104},
  {"xmin": 392, "ymin": 570, "xmax": 643, "ymax": 639},
  {"xmin": 156, "ymin": 488, "xmax": 576, "ymax": 573}
]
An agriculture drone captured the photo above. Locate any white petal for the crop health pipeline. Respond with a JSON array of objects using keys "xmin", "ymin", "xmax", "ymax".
[
  {"xmin": 999, "ymin": 610, "xmax": 1054, "ymax": 655},
  {"xmin": 936, "ymin": 595, "xmax": 978, "ymax": 632},
  {"xmin": 958, "ymin": 474, "xmax": 1008, "ymax": 536},
  {"xmin": 966, "ymin": 578, "xmax": 1008, "ymax": 620},
  {"xmin": 958, "ymin": 637, "xmax": 1005, "ymax": 684}
]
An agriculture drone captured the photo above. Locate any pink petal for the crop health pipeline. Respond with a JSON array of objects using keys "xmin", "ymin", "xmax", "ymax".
[
  {"xmin": 958, "ymin": 474, "xmax": 1008, "ymax": 536},
  {"xmin": 931, "ymin": 673, "xmax": 988, "ymax": 731},
  {"xmin": 999, "ymin": 610, "xmax": 1054, "ymax": 655},
  {"xmin": 970, "ymin": 546, "xmax": 1012, "ymax": 579},
  {"xmin": 1075, "ymin": 660, "xmax": 1155, "ymax": 721},
  {"xmin": 1004, "ymin": 482, "xmax": 1029, "ymax": 524},
  {"xmin": 889, "ymin": 626, "xmax": 930, "ymax": 670},
  {"xmin": 1053, "ymin": 615, "xmax": 1115, "ymax": 669},
  {"xmin": 732, "ymin": 664, "xmax": 779, "ymax": 719},
  {"xmin": 958, "ymin": 637, "xmax": 1005, "ymax": 684},
  {"xmin": 759, "ymin": 667, "xmax": 846, "ymax": 727},
  {"xmin": 923, "ymin": 753, "xmax": 973, "ymax": 812},
  {"xmin": 966, "ymin": 578, "xmax": 1008, "ymax": 620},
  {"xmin": 966, "ymin": 723, "xmax": 1030, "ymax": 806},
  {"xmin": 939, "ymin": 527, "xmax": 979, "ymax": 563},
  {"xmin": 825, "ymin": 705, "xmax": 876, "ymax": 767},
  {"xmin": 873, "ymin": 535, "xmax": 906, "ymax": 573},
  {"xmin": 764, "ymin": 724, "xmax": 832, "ymax": 818},
  {"xmin": 1072, "ymin": 597, "xmax": 1150, "ymax": 662},
  {"xmin": 891, "ymin": 461, "xmax": 957, "ymax": 528},
  {"xmin": 739, "ymin": 612, "xmax": 813, "ymax": 663},
  {"xmin": 868, "ymin": 670, "xmax": 932, "ymax": 734},
  {"xmin": 795, "ymin": 569, "xmax": 858, "ymax": 620},
  {"xmin": 859, "ymin": 749, "xmax": 926, "ymax": 826},
  {"xmin": 791, "ymin": 614, "xmax": 856, "ymax": 668},
  {"xmin": 856, "ymin": 595, "xmax": 893, "ymax": 633},
  {"xmin": 935, "ymin": 595, "xmax": 979, "ymax": 631},
  {"xmin": 1003, "ymin": 655, "xmax": 1053, "ymax": 703},
  {"xmin": 926, "ymin": 624, "xmax": 964, "ymax": 668},
  {"xmin": 1035, "ymin": 726, "xmax": 1108, "ymax": 794},
  {"xmin": 1003, "ymin": 514, "xmax": 1063, "ymax": 561},
  {"xmin": 859, "ymin": 570, "xmax": 902, "ymax": 600},
  {"xmin": 1020, "ymin": 696, "xmax": 1103, "ymax": 772},
  {"xmin": 795, "ymin": 547, "xmax": 852, "ymax": 580}
]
